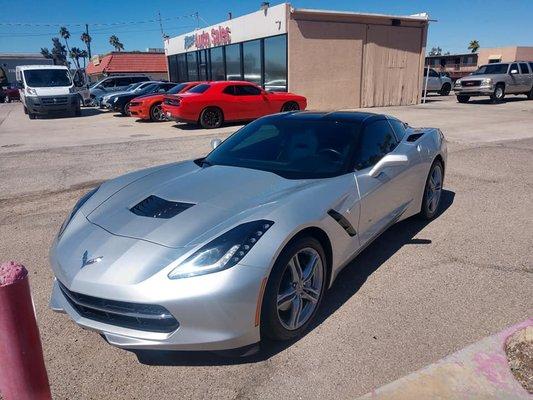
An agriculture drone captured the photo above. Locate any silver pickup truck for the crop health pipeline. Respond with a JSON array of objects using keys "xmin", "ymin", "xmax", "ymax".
[{"xmin": 454, "ymin": 61, "xmax": 533, "ymax": 103}]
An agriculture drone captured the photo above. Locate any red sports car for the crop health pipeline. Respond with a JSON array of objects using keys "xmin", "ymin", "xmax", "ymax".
[
  {"xmin": 129, "ymin": 81, "xmax": 201, "ymax": 122},
  {"xmin": 161, "ymin": 81, "xmax": 307, "ymax": 129}
]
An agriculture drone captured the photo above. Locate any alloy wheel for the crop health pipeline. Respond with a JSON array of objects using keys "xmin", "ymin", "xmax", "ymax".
[
  {"xmin": 282, "ymin": 102, "xmax": 299, "ymax": 112},
  {"xmin": 202, "ymin": 108, "xmax": 222, "ymax": 128},
  {"xmin": 426, "ymin": 164, "xmax": 443, "ymax": 214},
  {"xmin": 151, "ymin": 104, "xmax": 165, "ymax": 121},
  {"xmin": 277, "ymin": 247, "xmax": 324, "ymax": 330}
]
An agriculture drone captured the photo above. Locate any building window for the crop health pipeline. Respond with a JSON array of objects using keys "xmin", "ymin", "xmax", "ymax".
[
  {"xmin": 187, "ymin": 52, "xmax": 198, "ymax": 81},
  {"xmin": 177, "ymin": 54, "xmax": 187, "ymax": 83},
  {"xmin": 243, "ymin": 39, "xmax": 262, "ymax": 85},
  {"xmin": 168, "ymin": 55, "xmax": 178, "ymax": 82},
  {"xmin": 264, "ymin": 35, "xmax": 287, "ymax": 91},
  {"xmin": 210, "ymin": 46, "xmax": 225, "ymax": 80},
  {"xmin": 225, "ymin": 43, "xmax": 242, "ymax": 80},
  {"xmin": 198, "ymin": 50, "xmax": 208, "ymax": 81}
]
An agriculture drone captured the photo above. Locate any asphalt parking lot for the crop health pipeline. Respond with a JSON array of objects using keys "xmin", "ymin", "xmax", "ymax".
[{"xmin": 0, "ymin": 95, "xmax": 532, "ymax": 399}]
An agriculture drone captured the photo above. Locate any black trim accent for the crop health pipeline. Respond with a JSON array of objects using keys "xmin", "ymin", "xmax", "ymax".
[
  {"xmin": 406, "ymin": 132, "xmax": 425, "ymax": 142},
  {"xmin": 130, "ymin": 195, "xmax": 194, "ymax": 219},
  {"xmin": 328, "ymin": 209, "xmax": 357, "ymax": 236}
]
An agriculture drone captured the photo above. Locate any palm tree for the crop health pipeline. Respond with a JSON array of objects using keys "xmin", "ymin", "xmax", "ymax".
[
  {"xmin": 69, "ymin": 47, "xmax": 83, "ymax": 70},
  {"xmin": 80, "ymin": 32, "xmax": 92, "ymax": 58},
  {"xmin": 109, "ymin": 35, "xmax": 124, "ymax": 52},
  {"xmin": 79, "ymin": 49, "xmax": 88, "ymax": 69},
  {"xmin": 468, "ymin": 40, "xmax": 480, "ymax": 53}
]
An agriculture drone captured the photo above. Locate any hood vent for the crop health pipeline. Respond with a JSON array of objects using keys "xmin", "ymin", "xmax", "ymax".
[{"xmin": 130, "ymin": 195, "xmax": 194, "ymax": 219}]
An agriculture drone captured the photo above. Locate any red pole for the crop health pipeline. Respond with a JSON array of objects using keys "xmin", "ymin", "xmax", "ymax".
[{"xmin": 0, "ymin": 261, "xmax": 51, "ymax": 400}]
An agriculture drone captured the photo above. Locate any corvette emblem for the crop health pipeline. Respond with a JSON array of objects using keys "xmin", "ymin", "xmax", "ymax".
[{"xmin": 81, "ymin": 250, "xmax": 103, "ymax": 268}]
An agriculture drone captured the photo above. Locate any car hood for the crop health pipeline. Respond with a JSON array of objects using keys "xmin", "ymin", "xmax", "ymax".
[{"xmin": 85, "ymin": 161, "xmax": 316, "ymax": 248}]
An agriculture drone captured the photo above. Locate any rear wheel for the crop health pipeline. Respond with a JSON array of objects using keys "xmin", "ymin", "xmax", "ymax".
[
  {"xmin": 199, "ymin": 107, "xmax": 223, "ymax": 129},
  {"xmin": 527, "ymin": 86, "xmax": 533, "ymax": 100},
  {"xmin": 149, "ymin": 102, "xmax": 166, "ymax": 122},
  {"xmin": 420, "ymin": 160, "xmax": 444, "ymax": 220},
  {"xmin": 261, "ymin": 237, "xmax": 326, "ymax": 341},
  {"xmin": 490, "ymin": 84, "xmax": 505, "ymax": 103},
  {"xmin": 439, "ymin": 83, "xmax": 451, "ymax": 96},
  {"xmin": 281, "ymin": 101, "xmax": 300, "ymax": 112}
]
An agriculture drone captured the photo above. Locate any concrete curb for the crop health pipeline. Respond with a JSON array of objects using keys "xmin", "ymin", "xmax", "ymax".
[{"xmin": 360, "ymin": 318, "xmax": 533, "ymax": 399}]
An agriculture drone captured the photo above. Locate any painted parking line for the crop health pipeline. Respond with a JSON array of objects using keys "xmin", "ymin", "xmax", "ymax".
[{"xmin": 360, "ymin": 318, "xmax": 532, "ymax": 400}]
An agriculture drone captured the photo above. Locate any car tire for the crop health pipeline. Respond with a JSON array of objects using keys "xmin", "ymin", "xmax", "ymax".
[
  {"xmin": 457, "ymin": 95, "xmax": 470, "ymax": 103},
  {"xmin": 490, "ymin": 84, "xmax": 505, "ymax": 103},
  {"xmin": 74, "ymin": 105, "xmax": 81, "ymax": 117},
  {"xmin": 0, "ymin": 96, "xmax": 4, "ymax": 104},
  {"xmin": 419, "ymin": 159, "xmax": 444, "ymax": 220},
  {"xmin": 149, "ymin": 102, "xmax": 165, "ymax": 122},
  {"xmin": 28, "ymin": 112, "xmax": 36, "ymax": 120},
  {"xmin": 281, "ymin": 101, "xmax": 300, "ymax": 112},
  {"xmin": 199, "ymin": 107, "xmax": 223, "ymax": 129},
  {"xmin": 527, "ymin": 86, "xmax": 533, "ymax": 100},
  {"xmin": 439, "ymin": 83, "xmax": 451, "ymax": 96},
  {"xmin": 261, "ymin": 236, "xmax": 327, "ymax": 342},
  {"xmin": 121, "ymin": 102, "xmax": 131, "ymax": 116},
  {"xmin": 23, "ymin": 105, "xmax": 28, "ymax": 114}
]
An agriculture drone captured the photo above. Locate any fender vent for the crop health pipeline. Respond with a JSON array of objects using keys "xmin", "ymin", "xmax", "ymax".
[
  {"xmin": 406, "ymin": 133, "xmax": 424, "ymax": 142},
  {"xmin": 328, "ymin": 209, "xmax": 357, "ymax": 237},
  {"xmin": 130, "ymin": 195, "xmax": 194, "ymax": 219}
]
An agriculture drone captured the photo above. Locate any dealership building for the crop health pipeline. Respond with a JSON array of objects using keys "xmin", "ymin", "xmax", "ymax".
[{"xmin": 164, "ymin": 3, "xmax": 429, "ymax": 109}]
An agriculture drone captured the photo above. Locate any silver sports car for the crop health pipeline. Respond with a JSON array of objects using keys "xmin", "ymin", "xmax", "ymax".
[{"xmin": 50, "ymin": 111, "xmax": 447, "ymax": 354}]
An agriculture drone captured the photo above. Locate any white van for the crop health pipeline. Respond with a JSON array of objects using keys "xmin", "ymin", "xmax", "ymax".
[{"xmin": 16, "ymin": 65, "xmax": 88, "ymax": 119}]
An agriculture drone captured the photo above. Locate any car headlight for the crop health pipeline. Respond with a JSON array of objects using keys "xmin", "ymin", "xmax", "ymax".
[
  {"xmin": 168, "ymin": 220, "xmax": 274, "ymax": 279},
  {"xmin": 113, "ymin": 97, "xmax": 119, "ymax": 103},
  {"xmin": 58, "ymin": 186, "xmax": 100, "ymax": 238},
  {"xmin": 26, "ymin": 87, "xmax": 38, "ymax": 96},
  {"xmin": 481, "ymin": 78, "xmax": 492, "ymax": 85},
  {"xmin": 455, "ymin": 79, "xmax": 462, "ymax": 86}
]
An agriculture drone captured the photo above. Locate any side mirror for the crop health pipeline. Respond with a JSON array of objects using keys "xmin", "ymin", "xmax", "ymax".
[
  {"xmin": 210, "ymin": 138, "xmax": 222, "ymax": 149},
  {"xmin": 368, "ymin": 154, "xmax": 409, "ymax": 178},
  {"xmin": 510, "ymin": 69, "xmax": 518, "ymax": 75}
]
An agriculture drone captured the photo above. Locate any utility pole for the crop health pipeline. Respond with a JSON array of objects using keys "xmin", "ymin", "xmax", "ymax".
[
  {"xmin": 194, "ymin": 12, "xmax": 199, "ymax": 29},
  {"xmin": 157, "ymin": 11, "xmax": 164, "ymax": 39},
  {"xmin": 85, "ymin": 24, "xmax": 92, "ymax": 58}
]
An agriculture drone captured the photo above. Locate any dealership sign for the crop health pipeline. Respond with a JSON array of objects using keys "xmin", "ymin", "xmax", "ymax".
[{"xmin": 184, "ymin": 26, "xmax": 231, "ymax": 50}]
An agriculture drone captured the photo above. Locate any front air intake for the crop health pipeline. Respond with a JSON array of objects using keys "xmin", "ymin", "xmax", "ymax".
[{"xmin": 130, "ymin": 195, "xmax": 194, "ymax": 219}]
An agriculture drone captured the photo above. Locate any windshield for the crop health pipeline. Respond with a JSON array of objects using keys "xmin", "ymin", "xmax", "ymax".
[
  {"xmin": 167, "ymin": 83, "xmax": 189, "ymax": 94},
  {"xmin": 204, "ymin": 117, "xmax": 362, "ymax": 179},
  {"xmin": 24, "ymin": 69, "xmax": 72, "ymax": 87},
  {"xmin": 137, "ymin": 83, "xmax": 159, "ymax": 94},
  {"xmin": 472, "ymin": 64, "xmax": 508, "ymax": 75}
]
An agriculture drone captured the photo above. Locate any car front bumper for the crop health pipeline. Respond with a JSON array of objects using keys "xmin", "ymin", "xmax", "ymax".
[
  {"xmin": 129, "ymin": 105, "xmax": 149, "ymax": 119},
  {"xmin": 25, "ymin": 94, "xmax": 79, "ymax": 114},
  {"xmin": 454, "ymin": 84, "xmax": 494, "ymax": 96},
  {"xmin": 49, "ymin": 253, "xmax": 265, "ymax": 351}
]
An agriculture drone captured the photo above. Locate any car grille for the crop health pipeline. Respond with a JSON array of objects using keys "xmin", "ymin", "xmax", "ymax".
[
  {"xmin": 41, "ymin": 96, "xmax": 69, "ymax": 105},
  {"xmin": 129, "ymin": 101, "xmax": 140, "ymax": 107},
  {"xmin": 461, "ymin": 80, "xmax": 481, "ymax": 87},
  {"xmin": 58, "ymin": 281, "xmax": 179, "ymax": 333}
]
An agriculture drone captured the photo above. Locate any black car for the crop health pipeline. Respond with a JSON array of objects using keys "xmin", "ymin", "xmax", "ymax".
[{"xmin": 111, "ymin": 82, "xmax": 178, "ymax": 115}]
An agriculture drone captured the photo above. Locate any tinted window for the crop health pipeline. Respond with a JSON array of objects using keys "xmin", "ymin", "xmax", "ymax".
[
  {"xmin": 187, "ymin": 52, "xmax": 198, "ymax": 80},
  {"xmin": 234, "ymin": 85, "xmax": 261, "ymax": 95},
  {"xmin": 519, "ymin": 63, "xmax": 530, "ymax": 74},
  {"xmin": 177, "ymin": 54, "xmax": 187, "ymax": 82},
  {"xmin": 509, "ymin": 63, "xmax": 519, "ymax": 73},
  {"xmin": 225, "ymin": 43, "xmax": 241, "ymax": 80},
  {"xmin": 168, "ymin": 55, "xmax": 178, "ymax": 82},
  {"xmin": 354, "ymin": 120, "xmax": 398, "ymax": 170},
  {"xmin": 116, "ymin": 77, "xmax": 132, "ymax": 86},
  {"xmin": 198, "ymin": 50, "xmax": 208, "ymax": 80},
  {"xmin": 473, "ymin": 64, "xmax": 509, "ymax": 75},
  {"xmin": 210, "ymin": 46, "xmax": 225, "ymax": 80},
  {"xmin": 23, "ymin": 69, "xmax": 71, "ymax": 87},
  {"xmin": 223, "ymin": 85, "xmax": 235, "ymax": 95},
  {"xmin": 188, "ymin": 84, "xmax": 210, "ymax": 93},
  {"xmin": 205, "ymin": 117, "xmax": 362, "ymax": 179},
  {"xmin": 388, "ymin": 119, "xmax": 407, "ymax": 140},
  {"xmin": 243, "ymin": 39, "xmax": 261, "ymax": 85},
  {"xmin": 264, "ymin": 35, "xmax": 287, "ymax": 92},
  {"xmin": 167, "ymin": 83, "xmax": 188, "ymax": 94}
]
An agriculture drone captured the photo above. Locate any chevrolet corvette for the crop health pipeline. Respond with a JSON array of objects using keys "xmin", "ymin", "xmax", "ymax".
[
  {"xmin": 162, "ymin": 81, "xmax": 307, "ymax": 129},
  {"xmin": 49, "ymin": 111, "xmax": 446, "ymax": 354}
]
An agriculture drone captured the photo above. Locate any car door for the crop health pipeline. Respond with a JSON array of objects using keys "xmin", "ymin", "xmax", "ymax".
[
  {"xmin": 351, "ymin": 119, "xmax": 414, "ymax": 246},
  {"xmin": 518, "ymin": 63, "xmax": 531, "ymax": 92},
  {"xmin": 507, "ymin": 63, "xmax": 520, "ymax": 93},
  {"xmin": 424, "ymin": 68, "xmax": 440, "ymax": 92},
  {"xmin": 234, "ymin": 84, "xmax": 270, "ymax": 119}
]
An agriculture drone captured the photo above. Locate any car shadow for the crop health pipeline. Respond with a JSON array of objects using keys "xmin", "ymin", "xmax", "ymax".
[
  {"xmin": 129, "ymin": 190, "xmax": 455, "ymax": 366},
  {"xmin": 171, "ymin": 121, "xmax": 247, "ymax": 130},
  {"xmin": 461, "ymin": 96, "xmax": 530, "ymax": 105},
  {"xmin": 32, "ymin": 107, "xmax": 104, "ymax": 119}
]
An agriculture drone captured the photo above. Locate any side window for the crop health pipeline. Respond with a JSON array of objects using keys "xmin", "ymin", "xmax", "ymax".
[
  {"xmin": 530, "ymin": 63, "xmax": 533, "ymax": 73},
  {"xmin": 116, "ymin": 77, "xmax": 132, "ymax": 86},
  {"xmin": 519, "ymin": 63, "xmax": 530, "ymax": 74},
  {"xmin": 509, "ymin": 63, "xmax": 519, "ymax": 74},
  {"xmin": 133, "ymin": 76, "xmax": 148, "ymax": 83},
  {"xmin": 388, "ymin": 119, "xmax": 407, "ymax": 141},
  {"xmin": 223, "ymin": 85, "xmax": 235, "ymax": 95},
  {"xmin": 234, "ymin": 85, "xmax": 262, "ymax": 96},
  {"xmin": 101, "ymin": 79, "xmax": 115, "ymax": 88},
  {"xmin": 429, "ymin": 69, "xmax": 439, "ymax": 77},
  {"xmin": 355, "ymin": 120, "xmax": 398, "ymax": 170}
]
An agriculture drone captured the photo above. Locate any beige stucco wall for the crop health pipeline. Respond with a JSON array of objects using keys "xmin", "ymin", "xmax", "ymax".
[
  {"xmin": 288, "ymin": 12, "xmax": 427, "ymax": 109},
  {"xmin": 476, "ymin": 46, "xmax": 533, "ymax": 65}
]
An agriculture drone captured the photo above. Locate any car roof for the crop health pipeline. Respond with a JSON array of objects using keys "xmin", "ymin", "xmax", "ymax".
[
  {"xmin": 276, "ymin": 110, "xmax": 388, "ymax": 124},
  {"xmin": 17, "ymin": 65, "xmax": 68, "ymax": 70}
]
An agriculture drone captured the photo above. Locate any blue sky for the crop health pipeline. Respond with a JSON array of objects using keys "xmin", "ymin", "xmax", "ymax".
[{"xmin": 0, "ymin": 0, "xmax": 532, "ymax": 56}]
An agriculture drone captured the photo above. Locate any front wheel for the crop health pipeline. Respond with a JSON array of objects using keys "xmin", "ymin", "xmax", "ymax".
[
  {"xmin": 149, "ymin": 103, "xmax": 166, "ymax": 122},
  {"xmin": 281, "ymin": 101, "xmax": 300, "ymax": 112},
  {"xmin": 261, "ymin": 237, "xmax": 327, "ymax": 341},
  {"xmin": 490, "ymin": 84, "xmax": 505, "ymax": 103},
  {"xmin": 199, "ymin": 107, "xmax": 223, "ymax": 129},
  {"xmin": 121, "ymin": 102, "xmax": 131, "ymax": 116},
  {"xmin": 457, "ymin": 95, "xmax": 470, "ymax": 103},
  {"xmin": 527, "ymin": 86, "xmax": 533, "ymax": 100},
  {"xmin": 420, "ymin": 160, "xmax": 444, "ymax": 220},
  {"xmin": 28, "ymin": 112, "xmax": 36, "ymax": 120}
]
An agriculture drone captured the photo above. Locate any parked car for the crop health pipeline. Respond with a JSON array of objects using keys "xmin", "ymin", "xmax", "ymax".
[
  {"xmin": 423, "ymin": 68, "xmax": 453, "ymax": 96},
  {"xmin": 49, "ymin": 111, "xmax": 447, "ymax": 354},
  {"xmin": 109, "ymin": 82, "xmax": 178, "ymax": 115},
  {"xmin": 162, "ymin": 81, "xmax": 307, "ymax": 129},
  {"xmin": 89, "ymin": 75, "xmax": 150, "ymax": 105},
  {"xmin": 99, "ymin": 81, "xmax": 159, "ymax": 109},
  {"xmin": 454, "ymin": 61, "xmax": 533, "ymax": 103},
  {"xmin": 1, "ymin": 83, "xmax": 20, "ymax": 102},
  {"xmin": 129, "ymin": 81, "xmax": 201, "ymax": 121}
]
